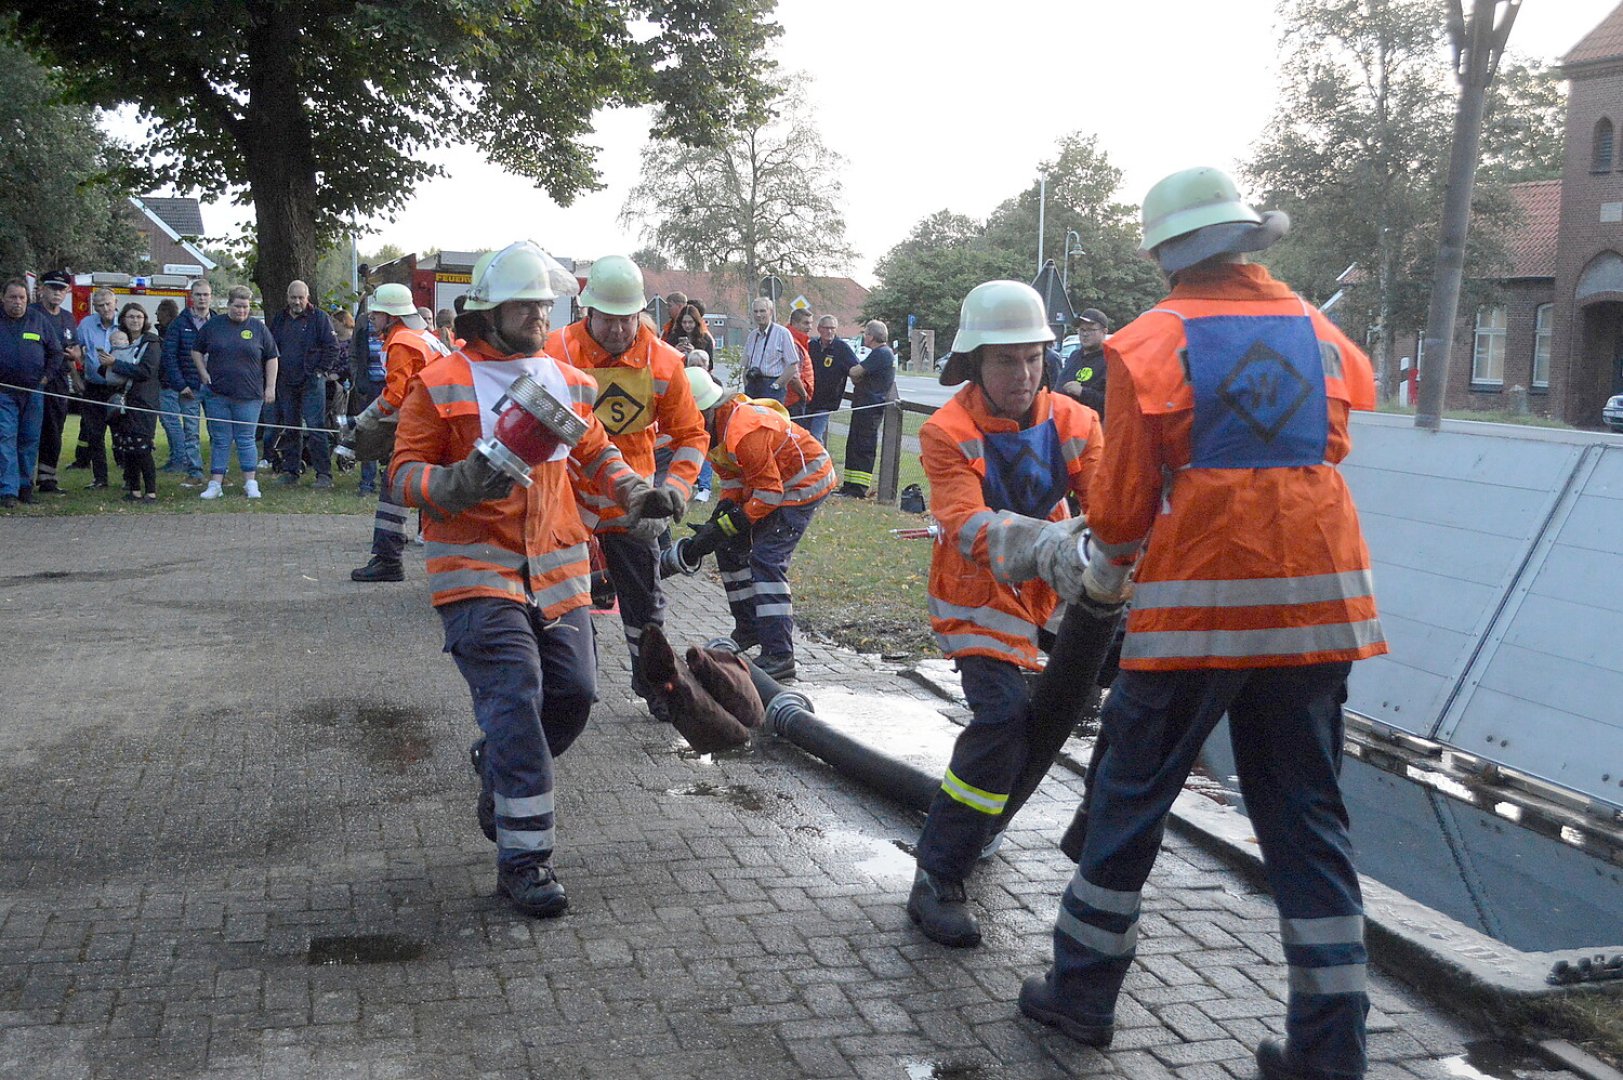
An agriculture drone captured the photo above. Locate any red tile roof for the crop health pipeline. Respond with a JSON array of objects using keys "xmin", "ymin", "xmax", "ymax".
[
  {"xmin": 637, "ymin": 269, "xmax": 870, "ymax": 331},
  {"xmin": 1563, "ymin": 3, "xmax": 1623, "ymax": 68},
  {"xmin": 1504, "ymin": 180, "xmax": 1561, "ymax": 279}
]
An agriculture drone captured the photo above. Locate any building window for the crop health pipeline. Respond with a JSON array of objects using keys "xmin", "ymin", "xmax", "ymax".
[
  {"xmin": 1472, "ymin": 305, "xmax": 1507, "ymax": 386},
  {"xmin": 1594, "ymin": 119, "xmax": 1615, "ymax": 173},
  {"xmin": 1531, "ymin": 303, "xmax": 1552, "ymax": 389}
]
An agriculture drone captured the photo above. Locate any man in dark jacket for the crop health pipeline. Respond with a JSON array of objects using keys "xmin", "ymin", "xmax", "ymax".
[
  {"xmin": 267, "ymin": 279, "xmax": 339, "ymax": 487},
  {"xmin": 0, "ymin": 278, "xmax": 63, "ymax": 507},
  {"xmin": 1057, "ymin": 308, "xmax": 1109, "ymax": 423},
  {"xmin": 29, "ymin": 269, "xmax": 81, "ymax": 494},
  {"xmin": 161, "ymin": 280, "xmax": 212, "ymax": 485}
]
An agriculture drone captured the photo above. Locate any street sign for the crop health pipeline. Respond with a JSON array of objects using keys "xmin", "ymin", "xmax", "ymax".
[
  {"xmin": 648, "ymin": 295, "xmax": 668, "ymax": 330},
  {"xmin": 789, "ymin": 294, "xmax": 810, "ymax": 311},
  {"xmin": 759, "ymin": 274, "xmax": 784, "ymax": 302},
  {"xmin": 1030, "ymin": 258, "xmax": 1075, "ymax": 332}
]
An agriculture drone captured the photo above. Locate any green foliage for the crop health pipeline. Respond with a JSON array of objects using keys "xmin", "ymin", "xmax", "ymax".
[
  {"xmin": 863, "ymin": 132, "xmax": 1164, "ymax": 353},
  {"xmin": 0, "ymin": 35, "xmax": 142, "ymax": 273},
  {"xmin": 1480, "ymin": 58, "xmax": 1566, "ymax": 184},
  {"xmin": 619, "ymin": 83, "xmax": 856, "ymax": 289},
  {"xmin": 2, "ymin": 0, "xmax": 781, "ymax": 304}
]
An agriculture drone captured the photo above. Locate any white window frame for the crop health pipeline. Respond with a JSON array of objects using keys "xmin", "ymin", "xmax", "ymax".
[
  {"xmin": 1472, "ymin": 306, "xmax": 1507, "ymax": 386},
  {"xmin": 1532, "ymin": 304, "xmax": 1552, "ymax": 389}
]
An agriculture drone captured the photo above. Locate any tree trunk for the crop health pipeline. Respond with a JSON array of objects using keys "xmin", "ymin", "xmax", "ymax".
[{"xmin": 242, "ymin": 5, "xmax": 320, "ymax": 307}]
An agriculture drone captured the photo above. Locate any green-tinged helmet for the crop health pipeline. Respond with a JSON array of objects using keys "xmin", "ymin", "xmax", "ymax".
[
  {"xmin": 370, "ymin": 282, "xmax": 417, "ymax": 317},
  {"xmin": 578, "ymin": 255, "xmax": 647, "ymax": 317},
  {"xmin": 464, "ymin": 241, "xmax": 578, "ymax": 311},
  {"xmin": 686, "ymin": 365, "xmax": 726, "ymax": 411},
  {"xmin": 1139, "ymin": 167, "xmax": 1261, "ymax": 252}
]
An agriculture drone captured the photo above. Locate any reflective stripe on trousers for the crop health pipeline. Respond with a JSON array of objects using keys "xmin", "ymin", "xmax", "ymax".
[
  {"xmin": 441, "ymin": 599, "xmax": 596, "ymax": 870},
  {"xmin": 1048, "ymin": 661, "xmax": 1367, "ymax": 1077},
  {"xmin": 371, "ymin": 487, "xmax": 410, "ymax": 560},
  {"xmin": 714, "ymin": 498, "xmax": 820, "ymax": 656},
  {"xmin": 597, "ymin": 530, "xmax": 665, "ymax": 698}
]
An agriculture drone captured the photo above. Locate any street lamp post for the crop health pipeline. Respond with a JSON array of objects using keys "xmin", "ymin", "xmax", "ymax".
[{"xmin": 1062, "ymin": 230, "xmax": 1084, "ymax": 293}]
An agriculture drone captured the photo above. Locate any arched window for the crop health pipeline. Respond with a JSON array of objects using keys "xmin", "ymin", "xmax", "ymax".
[
  {"xmin": 1594, "ymin": 118, "xmax": 1614, "ymax": 173},
  {"xmin": 1472, "ymin": 306, "xmax": 1507, "ymax": 386},
  {"xmin": 1532, "ymin": 304, "xmax": 1553, "ymax": 389}
]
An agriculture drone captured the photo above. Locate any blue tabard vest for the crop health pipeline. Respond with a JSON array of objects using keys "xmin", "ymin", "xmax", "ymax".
[
  {"xmin": 980, "ymin": 418, "xmax": 1069, "ymax": 519},
  {"xmin": 1184, "ymin": 314, "xmax": 1328, "ymax": 469}
]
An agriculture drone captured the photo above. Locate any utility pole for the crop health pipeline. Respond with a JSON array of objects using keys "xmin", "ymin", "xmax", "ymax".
[
  {"xmin": 1415, "ymin": 0, "xmax": 1520, "ymax": 431},
  {"xmin": 1037, "ymin": 174, "xmax": 1047, "ymax": 277}
]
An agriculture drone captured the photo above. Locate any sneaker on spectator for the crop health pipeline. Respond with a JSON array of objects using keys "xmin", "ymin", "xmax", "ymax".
[
  {"xmin": 313, "ymin": 475, "xmax": 333, "ymax": 490},
  {"xmin": 256, "ymin": 458, "xmax": 273, "ymax": 471},
  {"xmin": 244, "ymin": 479, "xmax": 262, "ymax": 499},
  {"xmin": 693, "ymin": 488, "xmax": 711, "ymax": 503},
  {"xmin": 200, "ymin": 481, "xmax": 223, "ymax": 500}
]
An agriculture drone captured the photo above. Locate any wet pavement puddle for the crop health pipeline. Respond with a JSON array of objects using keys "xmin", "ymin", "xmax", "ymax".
[
  {"xmin": 1436, "ymin": 1040, "xmax": 1549, "ymax": 1079},
  {"xmin": 901, "ymin": 1061, "xmax": 993, "ymax": 1079},
  {"xmin": 819, "ymin": 829, "xmax": 916, "ymax": 883},
  {"xmin": 290, "ymin": 699, "xmax": 434, "ymax": 774},
  {"xmin": 667, "ymin": 781, "xmax": 771, "ymax": 812},
  {"xmin": 307, "ymin": 934, "xmax": 425, "ymax": 965}
]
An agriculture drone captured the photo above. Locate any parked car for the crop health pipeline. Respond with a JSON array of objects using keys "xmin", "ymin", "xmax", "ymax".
[
  {"xmin": 1604, "ymin": 393, "xmax": 1623, "ymax": 432},
  {"xmin": 841, "ymin": 336, "xmax": 872, "ymax": 363}
]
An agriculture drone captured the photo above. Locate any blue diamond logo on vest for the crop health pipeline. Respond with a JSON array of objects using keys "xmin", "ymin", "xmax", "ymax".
[{"xmin": 1216, "ymin": 341, "xmax": 1314, "ymax": 444}]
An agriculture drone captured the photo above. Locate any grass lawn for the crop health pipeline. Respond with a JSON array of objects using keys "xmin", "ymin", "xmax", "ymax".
[{"xmin": 5, "ymin": 413, "xmax": 375, "ymax": 517}]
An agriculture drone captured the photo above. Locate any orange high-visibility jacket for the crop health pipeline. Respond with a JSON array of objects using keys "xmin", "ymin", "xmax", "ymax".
[
  {"xmin": 710, "ymin": 395, "xmax": 835, "ymax": 522},
  {"xmin": 921, "ymin": 384, "xmax": 1101, "ymax": 670},
  {"xmin": 378, "ymin": 323, "xmax": 453, "ymax": 417},
  {"xmin": 388, "ymin": 341, "xmax": 641, "ymax": 615},
  {"xmin": 545, "ymin": 321, "xmax": 708, "ymax": 530},
  {"xmin": 786, "ymin": 324, "xmax": 815, "ymax": 408},
  {"xmin": 1091, "ymin": 262, "xmax": 1388, "ymax": 671}
]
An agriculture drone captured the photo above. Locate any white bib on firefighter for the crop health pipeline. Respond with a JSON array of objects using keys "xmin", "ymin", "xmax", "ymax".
[{"xmin": 467, "ymin": 356, "xmax": 577, "ymax": 463}]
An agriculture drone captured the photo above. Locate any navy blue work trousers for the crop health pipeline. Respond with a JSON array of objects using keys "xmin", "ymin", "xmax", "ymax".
[
  {"xmin": 597, "ymin": 530, "xmax": 666, "ymax": 700},
  {"xmin": 715, "ymin": 497, "xmax": 821, "ymax": 655},
  {"xmin": 1048, "ymin": 662, "xmax": 1367, "ymax": 1079},
  {"xmin": 441, "ymin": 598, "xmax": 596, "ymax": 871}
]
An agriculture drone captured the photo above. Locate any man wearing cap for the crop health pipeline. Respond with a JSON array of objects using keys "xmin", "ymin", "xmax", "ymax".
[
  {"xmin": 906, "ymin": 280, "xmax": 1102, "ymax": 949},
  {"xmin": 680, "ymin": 366, "xmax": 834, "ymax": 681},
  {"xmin": 350, "ymin": 282, "xmax": 454, "ymax": 582},
  {"xmin": 268, "ymin": 280, "xmax": 340, "ymax": 488},
  {"xmin": 1017, "ymin": 167, "xmax": 1385, "ymax": 1080},
  {"xmin": 1058, "ymin": 308, "xmax": 1110, "ymax": 422},
  {"xmin": 29, "ymin": 270, "xmax": 81, "ymax": 495},
  {"xmin": 544, "ymin": 255, "xmax": 704, "ymax": 718},
  {"xmin": 388, "ymin": 241, "xmax": 672, "ymax": 918}
]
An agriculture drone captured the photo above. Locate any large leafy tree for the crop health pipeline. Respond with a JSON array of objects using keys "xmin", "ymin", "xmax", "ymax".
[
  {"xmin": 862, "ymin": 211, "xmax": 1025, "ymax": 354},
  {"xmin": 619, "ymin": 85, "xmax": 856, "ymax": 289},
  {"xmin": 2, "ymin": 0, "xmax": 779, "ymax": 307},
  {"xmin": 0, "ymin": 35, "xmax": 141, "ymax": 273}
]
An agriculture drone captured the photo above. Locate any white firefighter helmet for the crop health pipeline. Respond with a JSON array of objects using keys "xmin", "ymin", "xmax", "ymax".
[
  {"xmin": 686, "ymin": 365, "xmax": 727, "ymax": 411},
  {"xmin": 370, "ymin": 282, "xmax": 417, "ymax": 317},
  {"xmin": 463, "ymin": 242, "xmax": 579, "ymax": 311},
  {"xmin": 578, "ymin": 255, "xmax": 647, "ymax": 317}
]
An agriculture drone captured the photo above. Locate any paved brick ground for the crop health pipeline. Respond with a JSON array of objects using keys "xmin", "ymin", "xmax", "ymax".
[{"xmin": 0, "ymin": 514, "xmax": 1569, "ymax": 1079}]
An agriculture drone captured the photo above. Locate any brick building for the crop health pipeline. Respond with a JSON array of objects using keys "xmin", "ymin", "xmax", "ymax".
[
  {"xmin": 126, "ymin": 196, "xmax": 216, "ymax": 274},
  {"xmin": 1416, "ymin": 5, "xmax": 1623, "ymax": 425}
]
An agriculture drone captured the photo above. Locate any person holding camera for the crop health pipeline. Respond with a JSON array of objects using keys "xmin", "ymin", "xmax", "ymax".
[{"xmin": 741, "ymin": 297, "xmax": 798, "ymax": 403}]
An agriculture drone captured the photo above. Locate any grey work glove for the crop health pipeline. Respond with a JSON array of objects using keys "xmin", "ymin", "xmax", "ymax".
[
  {"xmin": 351, "ymin": 398, "xmax": 397, "ymax": 463},
  {"xmin": 985, "ymin": 512, "xmax": 1056, "ymax": 584},
  {"xmin": 425, "ymin": 447, "xmax": 517, "ymax": 517},
  {"xmin": 620, "ymin": 480, "xmax": 679, "ymax": 529},
  {"xmin": 652, "ymin": 484, "xmax": 688, "ymax": 524},
  {"xmin": 1075, "ymin": 536, "xmax": 1133, "ymax": 615},
  {"xmin": 1033, "ymin": 518, "xmax": 1092, "ymax": 603}
]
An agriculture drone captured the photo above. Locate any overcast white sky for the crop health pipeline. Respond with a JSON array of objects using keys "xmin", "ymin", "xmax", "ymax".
[{"xmin": 188, "ymin": 0, "xmax": 1620, "ymax": 285}]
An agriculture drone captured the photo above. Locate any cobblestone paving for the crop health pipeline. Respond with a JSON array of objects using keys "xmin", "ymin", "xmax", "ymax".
[{"xmin": 0, "ymin": 514, "xmax": 1568, "ymax": 1079}]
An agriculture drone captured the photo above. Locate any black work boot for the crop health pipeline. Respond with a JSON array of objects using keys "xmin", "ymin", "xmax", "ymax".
[
  {"xmin": 1256, "ymin": 1038, "xmax": 1342, "ymax": 1080},
  {"xmin": 351, "ymin": 556, "xmax": 404, "ymax": 582},
  {"xmin": 498, "ymin": 863, "xmax": 568, "ymax": 918},
  {"xmin": 756, "ymin": 652, "xmax": 796, "ymax": 681},
  {"xmin": 1017, "ymin": 972, "xmax": 1114, "ymax": 1047},
  {"xmin": 469, "ymin": 738, "xmax": 495, "ymax": 842},
  {"xmin": 906, "ymin": 868, "xmax": 981, "ymax": 947},
  {"xmin": 727, "ymin": 625, "xmax": 760, "ymax": 651}
]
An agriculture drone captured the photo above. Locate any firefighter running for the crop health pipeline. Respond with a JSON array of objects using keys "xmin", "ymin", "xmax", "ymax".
[
  {"xmin": 906, "ymin": 280, "xmax": 1103, "ymax": 948},
  {"xmin": 386, "ymin": 241, "xmax": 674, "ymax": 918},
  {"xmin": 544, "ymin": 255, "xmax": 705, "ymax": 719},
  {"xmin": 1016, "ymin": 167, "xmax": 1387, "ymax": 1080}
]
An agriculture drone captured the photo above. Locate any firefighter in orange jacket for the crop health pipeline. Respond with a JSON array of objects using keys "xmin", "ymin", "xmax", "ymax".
[
  {"xmin": 544, "ymin": 255, "xmax": 704, "ymax": 716},
  {"xmin": 1017, "ymin": 169, "xmax": 1387, "ymax": 1080},
  {"xmin": 389, "ymin": 242, "xmax": 672, "ymax": 919},
  {"xmin": 351, "ymin": 282, "xmax": 454, "ymax": 582},
  {"xmin": 683, "ymin": 368, "xmax": 835, "ymax": 681},
  {"xmin": 906, "ymin": 280, "xmax": 1102, "ymax": 949}
]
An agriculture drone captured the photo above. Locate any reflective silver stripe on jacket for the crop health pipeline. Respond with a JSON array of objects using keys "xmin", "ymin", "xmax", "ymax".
[
  {"xmin": 1060, "ymin": 435, "xmax": 1090, "ymax": 463},
  {"xmin": 928, "ymin": 596, "xmax": 1039, "ymax": 643},
  {"xmin": 1122, "ymin": 619, "xmax": 1384, "ymax": 661},
  {"xmin": 1133, "ymin": 570, "xmax": 1376, "ymax": 611},
  {"xmin": 1057, "ymin": 908, "xmax": 1138, "ymax": 957},
  {"xmin": 429, "ymin": 567, "xmax": 524, "ymax": 597},
  {"xmin": 957, "ymin": 437, "xmax": 983, "ymax": 462},
  {"xmin": 795, "ymin": 471, "xmax": 836, "ymax": 501},
  {"xmin": 670, "ymin": 446, "xmax": 706, "ymax": 468},
  {"xmin": 958, "ymin": 510, "xmax": 999, "ymax": 560},
  {"xmin": 530, "ymin": 544, "xmax": 587, "ymax": 577},
  {"xmin": 568, "ymin": 383, "xmax": 597, "ymax": 405},
  {"xmin": 933, "ymin": 630, "xmax": 1031, "ymax": 657},
  {"xmin": 530, "ymin": 574, "xmax": 591, "ymax": 609},
  {"xmin": 424, "ymin": 540, "xmax": 527, "ymax": 569},
  {"xmin": 427, "ymin": 383, "xmax": 477, "ymax": 406},
  {"xmin": 391, "ymin": 461, "xmax": 428, "ymax": 504}
]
